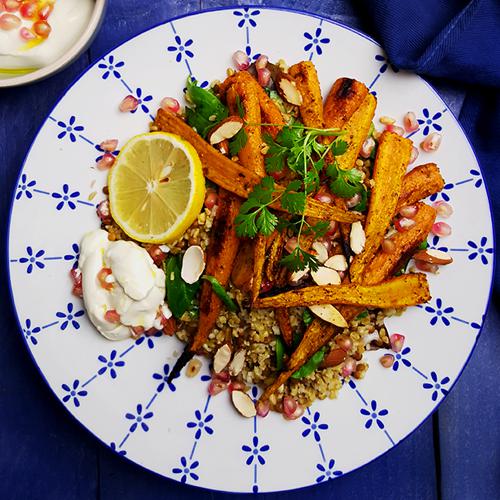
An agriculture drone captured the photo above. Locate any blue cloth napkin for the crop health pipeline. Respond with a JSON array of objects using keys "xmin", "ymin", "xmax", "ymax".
[{"xmin": 360, "ymin": 0, "xmax": 500, "ymax": 290}]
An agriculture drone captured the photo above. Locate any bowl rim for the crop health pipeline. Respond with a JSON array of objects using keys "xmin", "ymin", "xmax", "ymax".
[{"xmin": 0, "ymin": 0, "xmax": 107, "ymax": 88}]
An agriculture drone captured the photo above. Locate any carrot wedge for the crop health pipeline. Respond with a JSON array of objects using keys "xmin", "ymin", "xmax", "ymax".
[
  {"xmin": 397, "ymin": 163, "xmax": 445, "ymax": 211},
  {"xmin": 288, "ymin": 61, "xmax": 324, "ymax": 128},
  {"xmin": 324, "ymin": 78, "xmax": 369, "ymax": 129},
  {"xmin": 190, "ymin": 189, "xmax": 241, "ymax": 352},
  {"xmin": 350, "ymin": 131, "xmax": 413, "ymax": 282},
  {"xmin": 154, "ymin": 110, "xmax": 361, "ymax": 223},
  {"xmin": 275, "ymin": 308, "xmax": 294, "ymax": 346},
  {"xmin": 254, "ymin": 274, "xmax": 430, "ymax": 309},
  {"xmin": 336, "ymin": 93, "xmax": 377, "ymax": 171},
  {"xmin": 251, "ymin": 234, "xmax": 267, "ymax": 303},
  {"xmin": 231, "ymin": 239, "xmax": 255, "ymax": 292},
  {"xmin": 363, "ymin": 202, "xmax": 437, "ymax": 285}
]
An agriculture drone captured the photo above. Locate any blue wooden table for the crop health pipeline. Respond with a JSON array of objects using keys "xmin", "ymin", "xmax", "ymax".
[{"xmin": 1, "ymin": 2, "xmax": 498, "ymax": 499}]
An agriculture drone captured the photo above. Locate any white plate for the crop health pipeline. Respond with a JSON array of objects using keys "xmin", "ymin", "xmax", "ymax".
[{"xmin": 7, "ymin": 6, "xmax": 493, "ymax": 493}]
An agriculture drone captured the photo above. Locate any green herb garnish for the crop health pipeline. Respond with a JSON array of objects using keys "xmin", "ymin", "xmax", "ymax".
[
  {"xmin": 275, "ymin": 336, "xmax": 285, "ymax": 371},
  {"xmin": 164, "ymin": 256, "xmax": 200, "ymax": 319},
  {"xmin": 228, "ymin": 128, "xmax": 248, "ymax": 156},
  {"xmin": 291, "ymin": 347, "xmax": 326, "ymax": 379},
  {"xmin": 201, "ymin": 275, "xmax": 238, "ymax": 312}
]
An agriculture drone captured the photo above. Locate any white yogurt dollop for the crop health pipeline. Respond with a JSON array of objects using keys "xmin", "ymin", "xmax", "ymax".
[
  {"xmin": 0, "ymin": 0, "xmax": 94, "ymax": 71},
  {"xmin": 78, "ymin": 229, "xmax": 166, "ymax": 341}
]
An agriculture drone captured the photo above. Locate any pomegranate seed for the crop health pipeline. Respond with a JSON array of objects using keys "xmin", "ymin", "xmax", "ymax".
[
  {"xmin": 99, "ymin": 139, "xmax": 118, "ymax": 152},
  {"xmin": 325, "ymin": 220, "xmax": 338, "ymax": 236},
  {"xmin": 432, "ymin": 201, "xmax": 453, "ymax": 219},
  {"xmin": 96, "ymin": 199, "xmax": 112, "ymax": 225},
  {"xmin": 232, "ymin": 50, "xmax": 250, "ymax": 71},
  {"xmin": 414, "ymin": 259, "xmax": 439, "ymax": 273},
  {"xmin": 19, "ymin": 1, "xmax": 37, "ymax": 19},
  {"xmin": 19, "ymin": 26, "xmax": 35, "ymax": 40},
  {"xmin": 385, "ymin": 124, "xmax": 405, "ymax": 136},
  {"xmin": 33, "ymin": 20, "xmax": 51, "ymax": 38},
  {"xmin": 382, "ymin": 238, "xmax": 396, "ymax": 254},
  {"xmin": 96, "ymin": 153, "xmax": 115, "ymax": 171},
  {"xmin": 147, "ymin": 245, "xmax": 167, "ymax": 267},
  {"xmin": 270, "ymin": 170, "xmax": 285, "ymax": 181},
  {"xmin": 314, "ymin": 192, "xmax": 333, "ymax": 204},
  {"xmin": 360, "ymin": 137, "xmax": 375, "ymax": 158},
  {"xmin": 284, "ymin": 404, "xmax": 305, "ymax": 420},
  {"xmin": 104, "ymin": 309, "xmax": 121, "ymax": 323},
  {"xmin": 421, "ymin": 132, "xmax": 442, "ymax": 152},
  {"xmin": 390, "ymin": 333, "xmax": 405, "ymax": 353},
  {"xmin": 282, "ymin": 396, "xmax": 298, "ymax": 417},
  {"xmin": 161, "ymin": 316, "xmax": 176, "ymax": 336},
  {"xmin": 260, "ymin": 280, "xmax": 273, "ymax": 293},
  {"xmin": 285, "ymin": 237, "xmax": 298, "ymax": 253},
  {"xmin": 208, "ymin": 379, "xmax": 227, "ymax": 396},
  {"xmin": 203, "ymin": 189, "xmax": 218, "ymax": 210},
  {"xmin": 257, "ymin": 67, "xmax": 271, "ymax": 87},
  {"xmin": 395, "ymin": 217, "xmax": 416, "ymax": 232},
  {"xmin": 399, "ymin": 205, "xmax": 418, "ymax": 218},
  {"xmin": 341, "ymin": 357, "xmax": 357, "ymax": 377},
  {"xmin": 97, "ymin": 267, "xmax": 114, "ymax": 290},
  {"xmin": 213, "ymin": 370, "xmax": 230, "ymax": 383},
  {"xmin": 144, "ymin": 327, "xmax": 158, "ymax": 336},
  {"xmin": 131, "ymin": 325, "xmax": 145, "ymax": 337},
  {"xmin": 70, "ymin": 268, "xmax": 83, "ymax": 298},
  {"xmin": 37, "ymin": 3, "xmax": 53, "ymax": 20},
  {"xmin": 335, "ymin": 334, "xmax": 352, "ymax": 351},
  {"xmin": 409, "ymin": 146, "xmax": 419, "ymax": 164},
  {"xmin": 160, "ymin": 96, "xmax": 180, "ymax": 113},
  {"xmin": 229, "ymin": 380, "xmax": 247, "ymax": 393},
  {"xmin": 380, "ymin": 354, "xmax": 395, "ymax": 368},
  {"xmin": 3, "ymin": 0, "xmax": 20, "ymax": 12},
  {"xmin": 255, "ymin": 54, "xmax": 268, "ymax": 70},
  {"xmin": 0, "ymin": 13, "xmax": 20, "ymax": 29},
  {"xmin": 346, "ymin": 192, "xmax": 361, "ymax": 208},
  {"xmin": 119, "ymin": 95, "xmax": 139, "ymax": 112},
  {"xmin": 432, "ymin": 221, "xmax": 452, "ymax": 237},
  {"xmin": 256, "ymin": 400, "xmax": 270, "ymax": 417},
  {"xmin": 403, "ymin": 112, "xmax": 419, "ymax": 133}
]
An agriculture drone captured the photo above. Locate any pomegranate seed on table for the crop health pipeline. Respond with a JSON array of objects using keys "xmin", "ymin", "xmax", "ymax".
[
  {"xmin": 204, "ymin": 189, "xmax": 217, "ymax": 210},
  {"xmin": 19, "ymin": 26, "xmax": 35, "ymax": 40},
  {"xmin": 399, "ymin": 205, "xmax": 418, "ymax": 218},
  {"xmin": 432, "ymin": 200, "xmax": 453, "ymax": 218},
  {"xmin": 19, "ymin": 1, "xmax": 37, "ymax": 19},
  {"xmin": 96, "ymin": 199, "xmax": 112, "ymax": 224},
  {"xmin": 421, "ymin": 132, "xmax": 442, "ymax": 152},
  {"xmin": 228, "ymin": 379, "xmax": 246, "ymax": 393},
  {"xmin": 104, "ymin": 309, "xmax": 121, "ymax": 323},
  {"xmin": 414, "ymin": 259, "xmax": 439, "ymax": 273},
  {"xmin": 380, "ymin": 354, "xmax": 395, "ymax": 368},
  {"xmin": 403, "ymin": 111, "xmax": 419, "ymax": 133},
  {"xmin": 3, "ymin": 0, "xmax": 20, "ymax": 12},
  {"xmin": 341, "ymin": 357, "xmax": 357, "ymax": 377},
  {"xmin": 33, "ymin": 20, "xmax": 51, "ymax": 38},
  {"xmin": 70, "ymin": 268, "xmax": 83, "ymax": 298},
  {"xmin": 284, "ymin": 404, "xmax": 305, "ymax": 420},
  {"xmin": 96, "ymin": 153, "xmax": 115, "ymax": 170},
  {"xmin": 395, "ymin": 217, "xmax": 416, "ymax": 232},
  {"xmin": 37, "ymin": 3, "xmax": 53, "ymax": 20},
  {"xmin": 119, "ymin": 94, "xmax": 139, "ymax": 112},
  {"xmin": 385, "ymin": 124, "xmax": 405, "ymax": 136},
  {"xmin": 282, "ymin": 395, "xmax": 298, "ymax": 417},
  {"xmin": 257, "ymin": 67, "xmax": 271, "ymax": 87},
  {"xmin": 99, "ymin": 139, "xmax": 118, "ymax": 152},
  {"xmin": 0, "ymin": 13, "xmax": 20, "ymax": 29},
  {"xmin": 390, "ymin": 333, "xmax": 405, "ymax": 353},
  {"xmin": 432, "ymin": 221, "xmax": 452, "ymax": 237},
  {"xmin": 160, "ymin": 96, "xmax": 180, "ymax": 113},
  {"xmin": 213, "ymin": 370, "xmax": 230, "ymax": 383},
  {"xmin": 360, "ymin": 137, "xmax": 375, "ymax": 158},
  {"xmin": 255, "ymin": 54, "xmax": 268, "ymax": 70},
  {"xmin": 409, "ymin": 145, "xmax": 419, "ymax": 164},
  {"xmin": 382, "ymin": 238, "xmax": 396, "ymax": 254},
  {"xmin": 208, "ymin": 379, "xmax": 227, "ymax": 396},
  {"xmin": 232, "ymin": 50, "xmax": 250, "ymax": 71},
  {"xmin": 97, "ymin": 267, "xmax": 114, "ymax": 290},
  {"xmin": 256, "ymin": 400, "xmax": 270, "ymax": 417},
  {"xmin": 131, "ymin": 325, "xmax": 145, "ymax": 337}
]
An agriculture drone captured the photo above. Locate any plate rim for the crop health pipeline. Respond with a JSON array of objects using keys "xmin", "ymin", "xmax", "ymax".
[{"xmin": 6, "ymin": 4, "xmax": 496, "ymax": 493}]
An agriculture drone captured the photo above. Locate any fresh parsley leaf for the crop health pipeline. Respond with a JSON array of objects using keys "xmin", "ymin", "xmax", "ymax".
[
  {"xmin": 276, "ymin": 126, "xmax": 303, "ymax": 149},
  {"xmin": 311, "ymin": 220, "xmax": 330, "ymax": 239},
  {"xmin": 332, "ymin": 139, "xmax": 348, "ymax": 156},
  {"xmin": 304, "ymin": 168, "xmax": 320, "ymax": 194},
  {"xmin": 256, "ymin": 207, "xmax": 278, "ymax": 236},
  {"xmin": 328, "ymin": 162, "xmax": 364, "ymax": 198},
  {"xmin": 281, "ymin": 190, "xmax": 306, "ymax": 215},
  {"xmin": 235, "ymin": 94, "xmax": 245, "ymax": 119},
  {"xmin": 264, "ymin": 133, "xmax": 288, "ymax": 173},
  {"xmin": 280, "ymin": 246, "xmax": 320, "ymax": 272},
  {"xmin": 352, "ymin": 186, "xmax": 368, "ymax": 212},
  {"xmin": 165, "ymin": 256, "xmax": 200, "ymax": 319},
  {"xmin": 229, "ymin": 128, "xmax": 248, "ymax": 156},
  {"xmin": 417, "ymin": 240, "xmax": 429, "ymax": 250},
  {"xmin": 234, "ymin": 211, "xmax": 258, "ymax": 238}
]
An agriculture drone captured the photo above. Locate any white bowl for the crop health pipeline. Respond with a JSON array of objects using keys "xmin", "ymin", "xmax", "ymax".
[{"xmin": 0, "ymin": 0, "xmax": 107, "ymax": 88}]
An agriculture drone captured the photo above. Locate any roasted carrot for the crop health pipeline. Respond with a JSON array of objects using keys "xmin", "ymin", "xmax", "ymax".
[
  {"xmin": 324, "ymin": 78, "xmax": 369, "ymax": 129},
  {"xmin": 231, "ymin": 238, "xmax": 255, "ymax": 293},
  {"xmin": 251, "ymin": 234, "xmax": 267, "ymax": 303},
  {"xmin": 275, "ymin": 308, "xmax": 294, "ymax": 346}
]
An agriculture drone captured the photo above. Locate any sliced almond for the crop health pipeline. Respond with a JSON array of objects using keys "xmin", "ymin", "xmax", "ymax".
[
  {"xmin": 276, "ymin": 73, "xmax": 303, "ymax": 106},
  {"xmin": 309, "ymin": 304, "xmax": 348, "ymax": 328},
  {"xmin": 289, "ymin": 267, "xmax": 310, "ymax": 285},
  {"xmin": 350, "ymin": 221, "xmax": 366, "ymax": 255},
  {"xmin": 231, "ymin": 390, "xmax": 256, "ymax": 418},
  {"xmin": 324, "ymin": 254, "xmax": 348, "ymax": 271},
  {"xmin": 181, "ymin": 245, "xmax": 205, "ymax": 284},
  {"xmin": 311, "ymin": 241, "xmax": 329, "ymax": 264},
  {"xmin": 413, "ymin": 249, "xmax": 453, "ymax": 265},
  {"xmin": 321, "ymin": 348, "xmax": 347, "ymax": 368},
  {"xmin": 311, "ymin": 266, "xmax": 341, "ymax": 286},
  {"xmin": 229, "ymin": 349, "xmax": 246, "ymax": 377},
  {"xmin": 213, "ymin": 343, "xmax": 232, "ymax": 373},
  {"xmin": 207, "ymin": 116, "xmax": 244, "ymax": 145},
  {"xmin": 217, "ymin": 139, "xmax": 230, "ymax": 155}
]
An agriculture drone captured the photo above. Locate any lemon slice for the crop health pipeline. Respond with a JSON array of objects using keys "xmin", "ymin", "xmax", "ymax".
[{"xmin": 108, "ymin": 132, "xmax": 205, "ymax": 243}]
